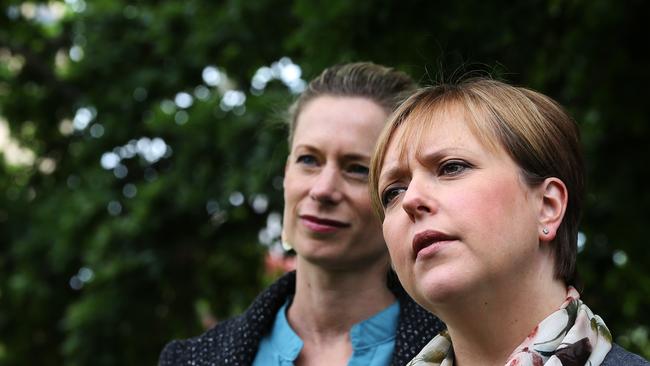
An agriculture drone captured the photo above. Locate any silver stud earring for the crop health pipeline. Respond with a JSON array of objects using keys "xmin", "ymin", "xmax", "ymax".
[{"xmin": 542, "ymin": 227, "xmax": 550, "ymax": 235}]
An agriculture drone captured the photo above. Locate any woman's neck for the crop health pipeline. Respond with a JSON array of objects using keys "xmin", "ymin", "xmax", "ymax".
[
  {"xmin": 287, "ymin": 255, "xmax": 396, "ymax": 342},
  {"xmin": 434, "ymin": 263, "xmax": 567, "ymax": 366}
]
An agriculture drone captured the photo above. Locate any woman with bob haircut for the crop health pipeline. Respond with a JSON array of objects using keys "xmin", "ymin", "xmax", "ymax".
[
  {"xmin": 369, "ymin": 78, "xmax": 648, "ymax": 366},
  {"xmin": 160, "ymin": 62, "xmax": 444, "ymax": 366}
]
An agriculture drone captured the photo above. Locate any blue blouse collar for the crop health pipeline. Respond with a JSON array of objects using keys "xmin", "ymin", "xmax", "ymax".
[{"xmin": 268, "ymin": 299, "xmax": 400, "ymax": 360}]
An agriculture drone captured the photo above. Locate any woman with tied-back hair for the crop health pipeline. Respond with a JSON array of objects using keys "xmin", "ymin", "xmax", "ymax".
[
  {"xmin": 159, "ymin": 62, "xmax": 444, "ymax": 366},
  {"xmin": 369, "ymin": 77, "xmax": 649, "ymax": 366}
]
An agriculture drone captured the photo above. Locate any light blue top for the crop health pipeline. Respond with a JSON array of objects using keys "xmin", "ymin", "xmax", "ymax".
[{"xmin": 252, "ymin": 299, "xmax": 400, "ymax": 366}]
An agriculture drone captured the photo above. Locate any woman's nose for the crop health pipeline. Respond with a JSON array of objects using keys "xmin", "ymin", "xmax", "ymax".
[
  {"xmin": 401, "ymin": 178, "xmax": 436, "ymax": 220},
  {"xmin": 309, "ymin": 166, "xmax": 343, "ymax": 204}
]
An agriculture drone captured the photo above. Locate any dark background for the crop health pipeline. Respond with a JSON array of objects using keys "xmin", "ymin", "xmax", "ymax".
[{"xmin": 1, "ymin": 0, "xmax": 648, "ymax": 364}]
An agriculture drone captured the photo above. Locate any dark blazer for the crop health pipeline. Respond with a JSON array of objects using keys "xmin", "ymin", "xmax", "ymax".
[{"xmin": 159, "ymin": 271, "xmax": 445, "ymax": 366}]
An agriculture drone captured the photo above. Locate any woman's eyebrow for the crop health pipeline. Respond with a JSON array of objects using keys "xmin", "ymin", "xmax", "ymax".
[
  {"xmin": 378, "ymin": 164, "xmax": 407, "ymax": 187},
  {"xmin": 414, "ymin": 147, "xmax": 468, "ymax": 165},
  {"xmin": 291, "ymin": 144, "xmax": 316, "ymax": 152}
]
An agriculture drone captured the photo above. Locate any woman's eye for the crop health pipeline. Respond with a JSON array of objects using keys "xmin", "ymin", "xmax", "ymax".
[
  {"xmin": 347, "ymin": 164, "xmax": 369, "ymax": 176},
  {"xmin": 296, "ymin": 154, "xmax": 318, "ymax": 166},
  {"xmin": 381, "ymin": 187, "xmax": 405, "ymax": 207},
  {"xmin": 439, "ymin": 160, "xmax": 470, "ymax": 176}
]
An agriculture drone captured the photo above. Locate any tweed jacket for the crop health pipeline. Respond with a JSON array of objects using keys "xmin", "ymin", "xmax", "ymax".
[
  {"xmin": 159, "ymin": 271, "xmax": 445, "ymax": 366},
  {"xmin": 602, "ymin": 343, "xmax": 650, "ymax": 366}
]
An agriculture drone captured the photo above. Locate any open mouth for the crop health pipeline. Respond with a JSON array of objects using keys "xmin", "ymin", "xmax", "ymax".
[{"xmin": 412, "ymin": 230, "xmax": 457, "ymax": 259}]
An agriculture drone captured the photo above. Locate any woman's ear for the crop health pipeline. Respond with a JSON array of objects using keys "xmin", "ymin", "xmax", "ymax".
[{"xmin": 538, "ymin": 177, "xmax": 568, "ymax": 243}]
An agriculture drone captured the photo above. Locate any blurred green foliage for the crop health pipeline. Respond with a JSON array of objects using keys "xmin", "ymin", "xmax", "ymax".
[{"xmin": 0, "ymin": 0, "xmax": 648, "ymax": 364}]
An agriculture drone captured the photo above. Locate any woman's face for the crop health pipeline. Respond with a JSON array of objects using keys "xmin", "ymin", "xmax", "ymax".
[
  {"xmin": 378, "ymin": 106, "xmax": 544, "ymax": 308},
  {"xmin": 283, "ymin": 95, "xmax": 389, "ymax": 270}
]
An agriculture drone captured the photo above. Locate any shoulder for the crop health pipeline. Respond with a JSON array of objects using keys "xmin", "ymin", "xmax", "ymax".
[
  {"xmin": 158, "ymin": 272, "xmax": 297, "ymax": 366},
  {"xmin": 158, "ymin": 315, "xmax": 247, "ymax": 365},
  {"xmin": 602, "ymin": 343, "xmax": 650, "ymax": 366},
  {"xmin": 159, "ymin": 338, "xmax": 185, "ymax": 366}
]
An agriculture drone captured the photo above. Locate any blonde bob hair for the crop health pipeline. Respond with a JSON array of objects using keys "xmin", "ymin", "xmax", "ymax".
[
  {"xmin": 369, "ymin": 78, "xmax": 584, "ymax": 286},
  {"xmin": 286, "ymin": 62, "xmax": 416, "ymax": 147}
]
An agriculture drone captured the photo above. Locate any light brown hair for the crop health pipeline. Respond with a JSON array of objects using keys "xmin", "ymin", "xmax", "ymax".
[
  {"xmin": 287, "ymin": 62, "xmax": 417, "ymax": 146},
  {"xmin": 369, "ymin": 78, "xmax": 584, "ymax": 285}
]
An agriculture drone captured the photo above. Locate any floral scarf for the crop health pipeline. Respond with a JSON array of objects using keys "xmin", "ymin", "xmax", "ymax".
[{"xmin": 407, "ymin": 287, "xmax": 612, "ymax": 366}]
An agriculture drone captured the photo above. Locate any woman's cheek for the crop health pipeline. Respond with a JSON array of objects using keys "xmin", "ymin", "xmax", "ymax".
[{"xmin": 386, "ymin": 233, "xmax": 408, "ymax": 272}]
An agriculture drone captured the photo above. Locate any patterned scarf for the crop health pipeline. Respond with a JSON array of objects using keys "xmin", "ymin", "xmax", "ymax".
[{"xmin": 407, "ymin": 287, "xmax": 612, "ymax": 366}]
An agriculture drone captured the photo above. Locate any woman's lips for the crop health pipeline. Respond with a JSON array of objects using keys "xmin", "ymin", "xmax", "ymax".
[
  {"xmin": 412, "ymin": 230, "xmax": 457, "ymax": 259},
  {"xmin": 300, "ymin": 215, "xmax": 350, "ymax": 233}
]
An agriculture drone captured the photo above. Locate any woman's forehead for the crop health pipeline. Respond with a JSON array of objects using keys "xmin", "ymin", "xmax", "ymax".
[{"xmin": 392, "ymin": 103, "xmax": 496, "ymax": 157}]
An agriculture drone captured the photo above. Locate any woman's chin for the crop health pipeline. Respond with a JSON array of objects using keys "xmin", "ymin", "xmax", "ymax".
[
  {"xmin": 299, "ymin": 248, "xmax": 389, "ymax": 272},
  {"xmin": 411, "ymin": 270, "xmax": 471, "ymax": 311}
]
